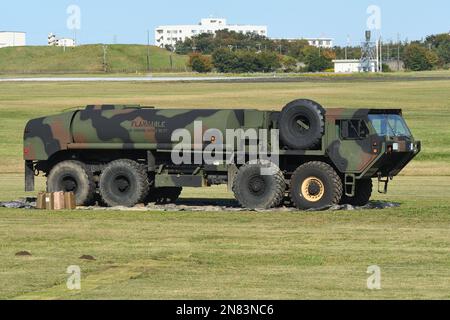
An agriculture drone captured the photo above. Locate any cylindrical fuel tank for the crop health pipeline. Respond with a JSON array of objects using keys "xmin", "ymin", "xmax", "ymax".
[{"xmin": 71, "ymin": 105, "xmax": 266, "ymax": 148}]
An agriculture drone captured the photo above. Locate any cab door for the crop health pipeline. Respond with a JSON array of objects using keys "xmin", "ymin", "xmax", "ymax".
[{"xmin": 329, "ymin": 119, "xmax": 377, "ymax": 174}]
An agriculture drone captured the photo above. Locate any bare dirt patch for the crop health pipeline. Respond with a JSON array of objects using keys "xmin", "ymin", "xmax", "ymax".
[
  {"xmin": 80, "ymin": 255, "xmax": 96, "ymax": 261},
  {"xmin": 79, "ymin": 199, "xmax": 400, "ymax": 212},
  {"xmin": 15, "ymin": 251, "xmax": 32, "ymax": 257}
]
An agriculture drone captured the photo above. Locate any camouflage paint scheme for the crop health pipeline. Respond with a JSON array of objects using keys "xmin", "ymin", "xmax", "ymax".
[{"xmin": 24, "ymin": 104, "xmax": 421, "ymax": 191}]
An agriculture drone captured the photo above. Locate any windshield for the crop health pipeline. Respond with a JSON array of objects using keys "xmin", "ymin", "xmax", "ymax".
[{"xmin": 368, "ymin": 114, "xmax": 412, "ymax": 137}]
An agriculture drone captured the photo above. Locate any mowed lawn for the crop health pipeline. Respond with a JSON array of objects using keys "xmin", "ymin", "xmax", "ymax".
[{"xmin": 0, "ymin": 77, "xmax": 449, "ymax": 299}]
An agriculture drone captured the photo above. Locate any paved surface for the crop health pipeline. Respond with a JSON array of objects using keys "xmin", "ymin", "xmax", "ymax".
[
  {"xmin": 1, "ymin": 75, "xmax": 448, "ymax": 83},
  {"xmin": 0, "ymin": 76, "xmax": 263, "ymax": 82}
]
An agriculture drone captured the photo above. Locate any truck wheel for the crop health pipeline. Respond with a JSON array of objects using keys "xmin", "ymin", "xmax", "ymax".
[
  {"xmin": 99, "ymin": 160, "xmax": 149, "ymax": 207},
  {"xmin": 147, "ymin": 187, "xmax": 183, "ymax": 204},
  {"xmin": 290, "ymin": 161, "xmax": 343, "ymax": 210},
  {"xmin": 47, "ymin": 160, "xmax": 95, "ymax": 206},
  {"xmin": 232, "ymin": 163, "xmax": 285, "ymax": 209},
  {"xmin": 279, "ymin": 99, "xmax": 325, "ymax": 150},
  {"xmin": 341, "ymin": 179, "xmax": 373, "ymax": 206}
]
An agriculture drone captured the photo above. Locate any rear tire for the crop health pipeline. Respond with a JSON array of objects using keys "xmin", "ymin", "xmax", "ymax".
[
  {"xmin": 341, "ymin": 179, "xmax": 373, "ymax": 206},
  {"xmin": 232, "ymin": 163, "xmax": 285, "ymax": 209},
  {"xmin": 99, "ymin": 159, "xmax": 149, "ymax": 207},
  {"xmin": 290, "ymin": 161, "xmax": 343, "ymax": 210},
  {"xmin": 47, "ymin": 160, "xmax": 96, "ymax": 206}
]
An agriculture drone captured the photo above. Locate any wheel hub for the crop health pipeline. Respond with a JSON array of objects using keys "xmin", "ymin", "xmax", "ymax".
[
  {"xmin": 114, "ymin": 175, "xmax": 130, "ymax": 193},
  {"xmin": 301, "ymin": 177, "xmax": 325, "ymax": 202},
  {"xmin": 293, "ymin": 116, "xmax": 310, "ymax": 134},
  {"xmin": 248, "ymin": 176, "xmax": 265, "ymax": 195},
  {"xmin": 61, "ymin": 175, "xmax": 77, "ymax": 192}
]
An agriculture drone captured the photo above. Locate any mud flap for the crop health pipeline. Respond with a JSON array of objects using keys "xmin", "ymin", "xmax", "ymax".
[
  {"xmin": 147, "ymin": 150, "xmax": 156, "ymax": 172},
  {"xmin": 227, "ymin": 164, "xmax": 238, "ymax": 192},
  {"xmin": 25, "ymin": 161, "xmax": 35, "ymax": 192}
]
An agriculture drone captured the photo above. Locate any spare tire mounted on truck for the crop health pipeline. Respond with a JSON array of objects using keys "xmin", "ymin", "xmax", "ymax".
[
  {"xmin": 279, "ymin": 99, "xmax": 325, "ymax": 150},
  {"xmin": 23, "ymin": 99, "xmax": 421, "ymax": 210}
]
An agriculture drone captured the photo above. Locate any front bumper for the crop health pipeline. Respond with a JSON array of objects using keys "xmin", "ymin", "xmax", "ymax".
[{"xmin": 375, "ymin": 140, "xmax": 421, "ymax": 178}]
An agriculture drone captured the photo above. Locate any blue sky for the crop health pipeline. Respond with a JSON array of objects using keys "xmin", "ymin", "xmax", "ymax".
[{"xmin": 1, "ymin": 0, "xmax": 448, "ymax": 46}]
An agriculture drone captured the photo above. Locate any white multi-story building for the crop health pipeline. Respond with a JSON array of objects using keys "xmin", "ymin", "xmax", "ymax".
[
  {"xmin": 48, "ymin": 33, "xmax": 76, "ymax": 47},
  {"xmin": 0, "ymin": 31, "xmax": 26, "ymax": 48},
  {"xmin": 273, "ymin": 37, "xmax": 334, "ymax": 49},
  {"xmin": 305, "ymin": 38, "xmax": 334, "ymax": 49},
  {"xmin": 155, "ymin": 18, "xmax": 268, "ymax": 48}
]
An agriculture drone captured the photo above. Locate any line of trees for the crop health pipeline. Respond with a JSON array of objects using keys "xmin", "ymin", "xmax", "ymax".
[
  {"xmin": 178, "ymin": 30, "xmax": 336, "ymax": 73},
  {"xmin": 188, "ymin": 47, "xmax": 335, "ymax": 73},
  {"xmin": 402, "ymin": 34, "xmax": 450, "ymax": 71},
  {"xmin": 176, "ymin": 30, "xmax": 450, "ymax": 73}
]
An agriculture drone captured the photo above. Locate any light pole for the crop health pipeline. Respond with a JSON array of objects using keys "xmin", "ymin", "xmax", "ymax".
[
  {"xmin": 345, "ymin": 35, "xmax": 350, "ymax": 60},
  {"xmin": 147, "ymin": 30, "xmax": 151, "ymax": 73},
  {"xmin": 102, "ymin": 45, "xmax": 108, "ymax": 73},
  {"xmin": 168, "ymin": 30, "xmax": 174, "ymax": 70},
  {"xmin": 397, "ymin": 33, "xmax": 401, "ymax": 71}
]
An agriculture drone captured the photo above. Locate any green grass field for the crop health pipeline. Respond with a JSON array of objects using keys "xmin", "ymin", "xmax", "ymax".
[
  {"xmin": 0, "ymin": 76, "xmax": 449, "ymax": 299},
  {"xmin": 0, "ymin": 45, "xmax": 188, "ymax": 74}
]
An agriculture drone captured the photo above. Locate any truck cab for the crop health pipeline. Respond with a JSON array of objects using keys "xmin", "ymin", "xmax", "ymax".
[{"xmin": 325, "ymin": 108, "xmax": 421, "ymax": 196}]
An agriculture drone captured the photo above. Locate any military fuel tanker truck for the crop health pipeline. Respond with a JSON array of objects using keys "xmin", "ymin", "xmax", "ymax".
[{"xmin": 23, "ymin": 99, "xmax": 420, "ymax": 210}]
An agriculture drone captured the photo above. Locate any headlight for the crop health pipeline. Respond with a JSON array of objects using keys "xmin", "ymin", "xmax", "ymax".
[{"xmin": 392, "ymin": 143, "xmax": 399, "ymax": 151}]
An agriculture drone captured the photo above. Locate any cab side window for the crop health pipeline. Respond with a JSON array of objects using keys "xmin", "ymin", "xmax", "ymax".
[{"xmin": 340, "ymin": 120, "xmax": 369, "ymax": 140}]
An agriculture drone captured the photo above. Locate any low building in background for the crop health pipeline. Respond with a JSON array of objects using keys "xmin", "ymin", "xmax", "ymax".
[
  {"xmin": 0, "ymin": 31, "xmax": 26, "ymax": 48},
  {"xmin": 48, "ymin": 33, "xmax": 76, "ymax": 47},
  {"xmin": 333, "ymin": 59, "xmax": 378, "ymax": 73},
  {"xmin": 155, "ymin": 18, "xmax": 268, "ymax": 48}
]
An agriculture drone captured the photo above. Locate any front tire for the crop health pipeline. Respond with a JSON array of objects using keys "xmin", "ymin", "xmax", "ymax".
[
  {"xmin": 341, "ymin": 179, "xmax": 373, "ymax": 206},
  {"xmin": 232, "ymin": 163, "xmax": 285, "ymax": 209},
  {"xmin": 47, "ymin": 160, "xmax": 96, "ymax": 206},
  {"xmin": 99, "ymin": 159, "xmax": 150, "ymax": 207},
  {"xmin": 290, "ymin": 161, "xmax": 343, "ymax": 210}
]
